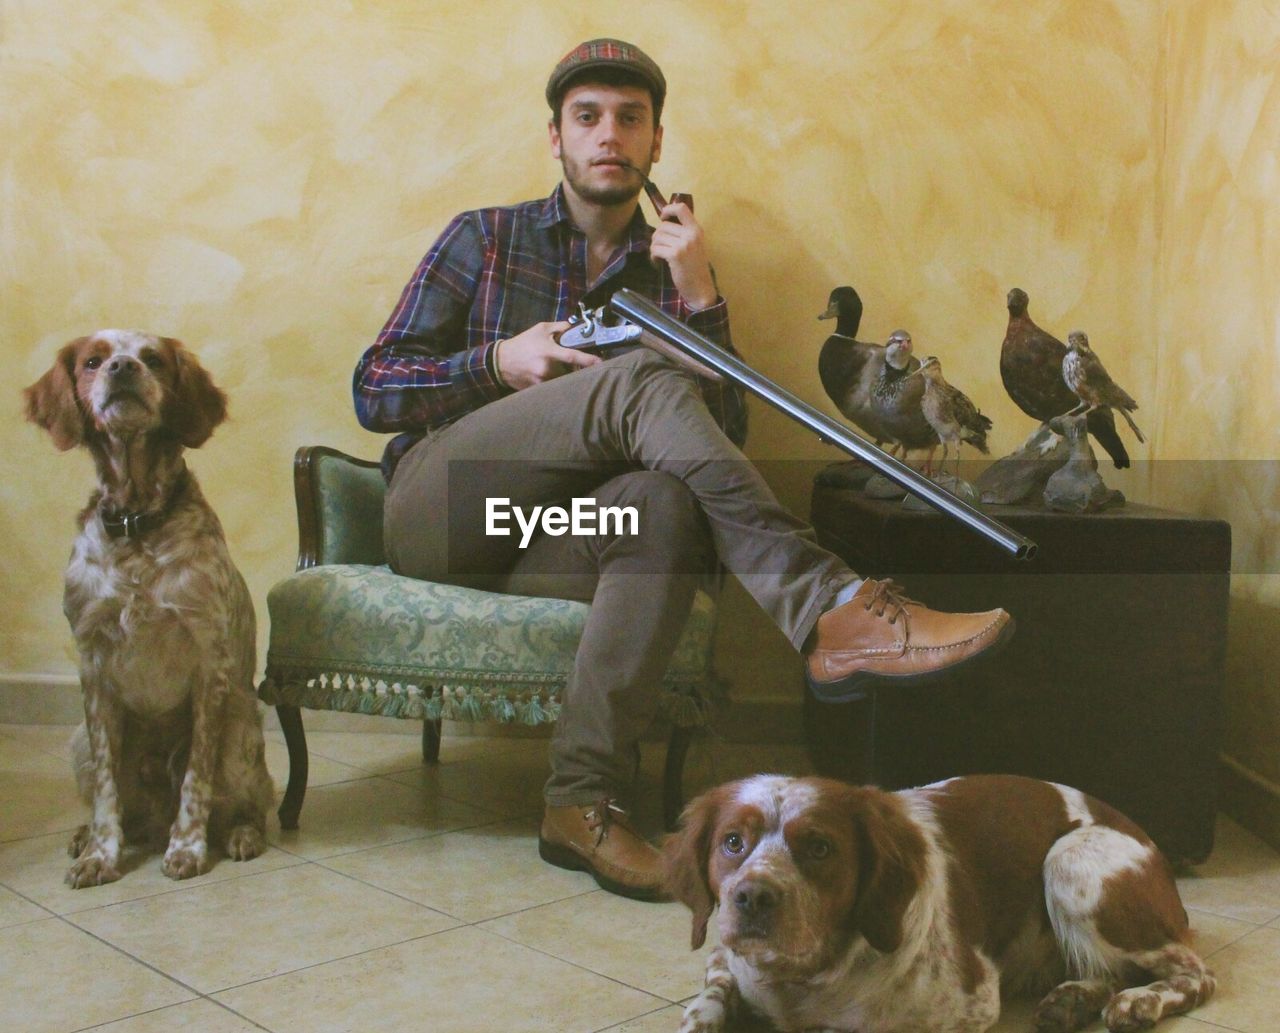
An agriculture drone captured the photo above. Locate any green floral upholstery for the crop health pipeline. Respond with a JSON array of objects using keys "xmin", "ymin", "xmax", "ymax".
[
  {"xmin": 259, "ymin": 563, "xmax": 718, "ymax": 727},
  {"xmin": 258, "ymin": 444, "xmax": 722, "ymax": 729}
]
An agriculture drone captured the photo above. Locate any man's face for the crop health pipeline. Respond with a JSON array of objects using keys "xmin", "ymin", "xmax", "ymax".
[{"xmin": 549, "ymin": 82, "xmax": 663, "ymax": 207}]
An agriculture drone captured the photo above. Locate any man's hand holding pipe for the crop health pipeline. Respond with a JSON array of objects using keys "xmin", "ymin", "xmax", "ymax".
[{"xmin": 649, "ymin": 200, "xmax": 718, "ymax": 312}]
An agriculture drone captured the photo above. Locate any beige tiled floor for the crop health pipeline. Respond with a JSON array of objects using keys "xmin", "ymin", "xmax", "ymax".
[{"xmin": 2, "ymin": 722, "xmax": 1279, "ymax": 1032}]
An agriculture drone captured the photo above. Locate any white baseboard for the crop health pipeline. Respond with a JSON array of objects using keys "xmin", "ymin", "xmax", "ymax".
[{"xmin": 0, "ymin": 674, "xmax": 804, "ymax": 744}]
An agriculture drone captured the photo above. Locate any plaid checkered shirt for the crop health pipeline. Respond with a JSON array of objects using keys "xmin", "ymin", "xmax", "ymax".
[{"xmin": 353, "ymin": 184, "xmax": 747, "ymax": 478}]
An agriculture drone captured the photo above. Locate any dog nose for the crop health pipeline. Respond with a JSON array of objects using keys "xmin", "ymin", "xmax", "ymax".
[
  {"xmin": 108, "ymin": 355, "xmax": 140, "ymax": 377},
  {"xmin": 733, "ymin": 881, "xmax": 778, "ymax": 918}
]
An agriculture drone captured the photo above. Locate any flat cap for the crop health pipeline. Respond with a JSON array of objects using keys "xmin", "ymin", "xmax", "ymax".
[{"xmin": 545, "ymin": 37, "xmax": 666, "ymax": 115}]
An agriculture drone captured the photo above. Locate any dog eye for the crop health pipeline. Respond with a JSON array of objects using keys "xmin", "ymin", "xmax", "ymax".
[
  {"xmin": 84, "ymin": 356, "xmax": 103, "ymax": 370},
  {"xmin": 142, "ymin": 353, "xmax": 165, "ymax": 370},
  {"xmin": 723, "ymin": 832, "xmax": 745, "ymax": 855},
  {"xmin": 807, "ymin": 838, "xmax": 833, "ymax": 860}
]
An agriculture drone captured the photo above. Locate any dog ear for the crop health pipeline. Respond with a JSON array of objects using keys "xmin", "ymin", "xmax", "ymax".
[
  {"xmin": 162, "ymin": 339, "xmax": 228, "ymax": 448},
  {"xmin": 847, "ymin": 788, "xmax": 926, "ymax": 954},
  {"xmin": 24, "ymin": 339, "xmax": 90, "ymax": 451},
  {"xmin": 661, "ymin": 785, "xmax": 729, "ymax": 949}
]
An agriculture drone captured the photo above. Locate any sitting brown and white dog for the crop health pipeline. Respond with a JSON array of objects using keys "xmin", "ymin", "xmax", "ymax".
[
  {"xmin": 24, "ymin": 330, "xmax": 274, "ymax": 888},
  {"xmin": 664, "ymin": 774, "xmax": 1213, "ymax": 1033}
]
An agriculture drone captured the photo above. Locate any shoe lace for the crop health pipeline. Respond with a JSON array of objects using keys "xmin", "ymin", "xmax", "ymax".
[
  {"xmin": 864, "ymin": 579, "xmax": 915, "ymax": 626},
  {"xmin": 585, "ymin": 797, "xmax": 629, "ymax": 847}
]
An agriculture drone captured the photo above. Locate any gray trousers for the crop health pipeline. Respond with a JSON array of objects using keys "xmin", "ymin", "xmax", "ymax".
[{"xmin": 384, "ymin": 349, "xmax": 853, "ymax": 805}]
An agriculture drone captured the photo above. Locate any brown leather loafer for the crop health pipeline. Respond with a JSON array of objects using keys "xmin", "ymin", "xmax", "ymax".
[
  {"xmin": 806, "ymin": 578, "xmax": 1013, "ymax": 701},
  {"xmin": 539, "ymin": 798, "xmax": 666, "ymax": 902}
]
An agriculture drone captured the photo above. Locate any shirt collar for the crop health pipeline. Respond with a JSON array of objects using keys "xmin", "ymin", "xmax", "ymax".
[
  {"xmin": 538, "ymin": 183, "xmax": 654, "ymax": 251},
  {"xmin": 536, "ymin": 184, "xmax": 570, "ymax": 229}
]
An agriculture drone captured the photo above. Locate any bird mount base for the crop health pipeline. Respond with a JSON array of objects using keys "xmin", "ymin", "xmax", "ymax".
[
  {"xmin": 817, "ymin": 461, "xmax": 982, "ymax": 506},
  {"xmin": 977, "ymin": 416, "xmax": 1127, "ymax": 512},
  {"xmin": 1043, "ymin": 413, "xmax": 1127, "ymax": 513},
  {"xmin": 902, "ymin": 472, "xmax": 979, "ymax": 510},
  {"xmin": 864, "ymin": 471, "xmax": 908, "ymax": 499},
  {"xmin": 977, "ymin": 423, "xmax": 1071, "ymax": 505},
  {"xmin": 814, "ymin": 459, "xmax": 876, "ymax": 492}
]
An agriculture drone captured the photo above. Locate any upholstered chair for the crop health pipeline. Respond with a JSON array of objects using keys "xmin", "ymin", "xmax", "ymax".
[{"xmin": 258, "ymin": 446, "xmax": 722, "ymax": 830}]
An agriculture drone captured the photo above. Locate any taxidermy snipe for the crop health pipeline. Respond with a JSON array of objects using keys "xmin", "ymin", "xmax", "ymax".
[{"xmin": 910, "ymin": 355, "xmax": 992, "ymax": 479}]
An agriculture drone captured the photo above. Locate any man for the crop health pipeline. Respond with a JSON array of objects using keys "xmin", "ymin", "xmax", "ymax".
[{"xmin": 353, "ymin": 38, "xmax": 1012, "ymax": 901}]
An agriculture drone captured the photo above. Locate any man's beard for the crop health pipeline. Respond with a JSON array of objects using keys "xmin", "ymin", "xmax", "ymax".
[{"xmin": 561, "ymin": 154, "xmax": 645, "ymax": 206}]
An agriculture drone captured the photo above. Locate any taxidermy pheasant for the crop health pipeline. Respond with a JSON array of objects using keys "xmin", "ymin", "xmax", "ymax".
[{"xmin": 1001, "ymin": 287, "xmax": 1131, "ymax": 468}]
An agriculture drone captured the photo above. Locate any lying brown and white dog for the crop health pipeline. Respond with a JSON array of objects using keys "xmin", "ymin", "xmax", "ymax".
[
  {"xmin": 24, "ymin": 330, "xmax": 273, "ymax": 888},
  {"xmin": 664, "ymin": 775, "xmax": 1213, "ymax": 1033}
]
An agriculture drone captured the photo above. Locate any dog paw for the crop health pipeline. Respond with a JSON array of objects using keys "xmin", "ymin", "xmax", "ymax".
[
  {"xmin": 162, "ymin": 843, "xmax": 209, "ymax": 880},
  {"xmin": 679, "ymin": 999, "xmax": 725, "ymax": 1033},
  {"xmin": 225, "ymin": 824, "xmax": 265, "ymax": 861},
  {"xmin": 66, "ymin": 853, "xmax": 122, "ymax": 889},
  {"xmin": 1104, "ymin": 989, "xmax": 1162, "ymax": 1032},
  {"xmin": 67, "ymin": 824, "xmax": 91, "ymax": 859},
  {"xmin": 1035, "ymin": 981, "xmax": 1113, "ymax": 1033}
]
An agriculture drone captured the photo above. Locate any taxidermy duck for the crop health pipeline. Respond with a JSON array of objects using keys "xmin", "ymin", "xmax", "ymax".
[
  {"xmin": 1001, "ymin": 287, "xmax": 1131, "ymax": 468},
  {"xmin": 909, "ymin": 355, "xmax": 992, "ymax": 478},
  {"xmin": 1063, "ymin": 331, "xmax": 1145, "ymax": 443},
  {"xmin": 817, "ymin": 286, "xmax": 884, "ymax": 439},
  {"xmin": 869, "ymin": 330, "xmax": 939, "ymax": 464}
]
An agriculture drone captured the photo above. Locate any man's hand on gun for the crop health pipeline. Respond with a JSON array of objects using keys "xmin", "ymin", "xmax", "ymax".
[
  {"xmin": 497, "ymin": 179, "xmax": 720, "ymax": 392},
  {"xmin": 496, "ymin": 320, "xmax": 600, "ymax": 390}
]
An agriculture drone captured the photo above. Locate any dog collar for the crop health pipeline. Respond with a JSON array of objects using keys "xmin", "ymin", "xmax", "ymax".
[
  {"xmin": 99, "ymin": 471, "xmax": 188, "ymax": 540},
  {"xmin": 100, "ymin": 509, "xmax": 169, "ymax": 540}
]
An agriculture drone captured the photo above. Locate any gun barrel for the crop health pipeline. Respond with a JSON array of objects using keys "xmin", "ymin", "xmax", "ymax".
[{"xmin": 610, "ymin": 288, "xmax": 1037, "ymax": 561}]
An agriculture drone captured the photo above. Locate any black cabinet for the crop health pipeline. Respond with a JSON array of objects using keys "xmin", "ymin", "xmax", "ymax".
[{"xmin": 807, "ymin": 484, "xmax": 1231, "ymax": 864}]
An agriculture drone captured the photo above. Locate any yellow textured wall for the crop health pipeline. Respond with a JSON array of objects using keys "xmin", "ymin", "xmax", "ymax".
[
  {"xmin": 2, "ymin": 3, "xmax": 1274, "ymax": 792},
  {"xmin": 1156, "ymin": 3, "xmax": 1280, "ymax": 792}
]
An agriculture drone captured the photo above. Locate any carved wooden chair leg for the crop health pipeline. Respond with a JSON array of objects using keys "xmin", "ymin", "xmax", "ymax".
[
  {"xmin": 663, "ymin": 724, "xmax": 695, "ymax": 831},
  {"xmin": 276, "ymin": 704, "xmax": 309, "ymax": 830},
  {"xmin": 422, "ymin": 718, "xmax": 442, "ymax": 764}
]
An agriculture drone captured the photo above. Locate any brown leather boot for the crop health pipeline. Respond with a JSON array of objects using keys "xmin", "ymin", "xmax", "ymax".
[
  {"xmin": 539, "ymin": 798, "xmax": 666, "ymax": 902},
  {"xmin": 806, "ymin": 578, "xmax": 1013, "ymax": 701}
]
